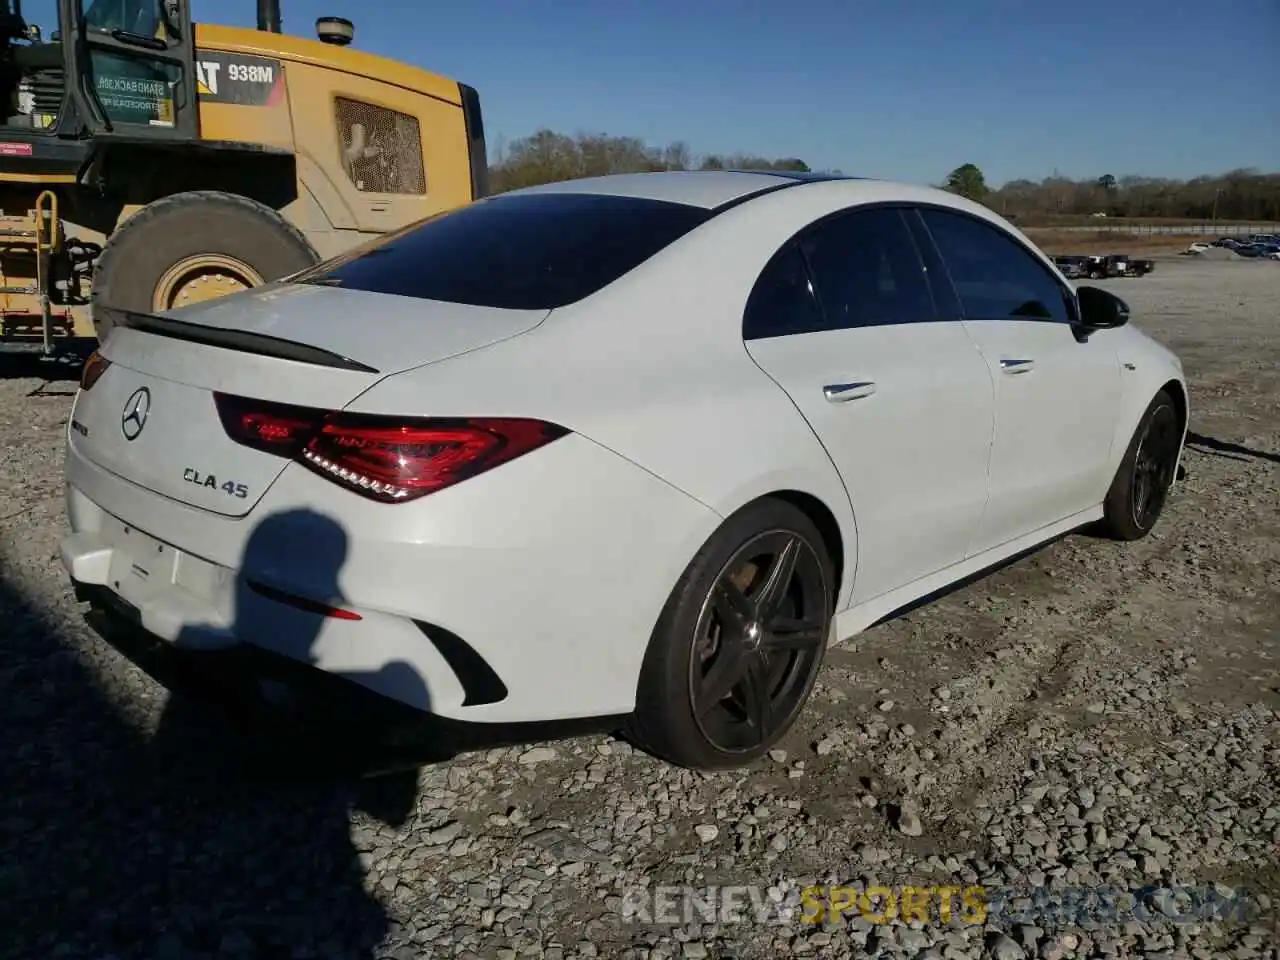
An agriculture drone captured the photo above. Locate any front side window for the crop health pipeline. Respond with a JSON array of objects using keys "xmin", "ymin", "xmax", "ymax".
[
  {"xmin": 81, "ymin": 0, "xmax": 179, "ymax": 127},
  {"xmin": 83, "ymin": 0, "xmax": 162, "ymax": 35},
  {"xmin": 919, "ymin": 208, "xmax": 1070, "ymax": 323},
  {"xmin": 292, "ymin": 192, "xmax": 713, "ymax": 310},
  {"xmin": 797, "ymin": 207, "xmax": 937, "ymax": 330}
]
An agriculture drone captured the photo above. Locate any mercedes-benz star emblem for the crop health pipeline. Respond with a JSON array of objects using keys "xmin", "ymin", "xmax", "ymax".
[{"xmin": 120, "ymin": 387, "xmax": 151, "ymax": 441}]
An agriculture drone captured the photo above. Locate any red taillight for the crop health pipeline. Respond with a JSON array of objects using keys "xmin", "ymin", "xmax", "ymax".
[
  {"xmin": 213, "ymin": 392, "xmax": 567, "ymax": 504},
  {"xmin": 80, "ymin": 351, "xmax": 110, "ymax": 391},
  {"xmin": 214, "ymin": 392, "xmax": 324, "ymax": 456}
]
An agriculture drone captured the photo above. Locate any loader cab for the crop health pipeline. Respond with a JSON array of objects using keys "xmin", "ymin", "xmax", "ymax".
[{"xmin": 0, "ymin": 0, "xmax": 198, "ymax": 158}]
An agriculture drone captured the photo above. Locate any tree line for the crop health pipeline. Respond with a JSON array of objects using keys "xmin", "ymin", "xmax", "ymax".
[
  {"xmin": 484, "ymin": 130, "xmax": 1280, "ymax": 222},
  {"xmin": 949, "ymin": 163, "xmax": 1280, "ymax": 223},
  {"xmin": 487, "ymin": 129, "xmax": 819, "ymax": 194}
]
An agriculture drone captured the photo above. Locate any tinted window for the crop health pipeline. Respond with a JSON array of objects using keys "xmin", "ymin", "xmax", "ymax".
[
  {"xmin": 292, "ymin": 192, "xmax": 713, "ymax": 310},
  {"xmin": 743, "ymin": 242, "xmax": 825, "ymax": 339},
  {"xmin": 798, "ymin": 208, "xmax": 937, "ymax": 329},
  {"xmin": 919, "ymin": 208, "xmax": 1070, "ymax": 323},
  {"xmin": 903, "ymin": 208, "xmax": 962, "ymax": 320}
]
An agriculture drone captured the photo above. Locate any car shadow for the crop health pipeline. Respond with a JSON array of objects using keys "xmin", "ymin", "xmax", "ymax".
[
  {"xmin": 1185, "ymin": 432, "xmax": 1280, "ymax": 465},
  {"xmin": 2, "ymin": 507, "xmax": 430, "ymax": 957}
]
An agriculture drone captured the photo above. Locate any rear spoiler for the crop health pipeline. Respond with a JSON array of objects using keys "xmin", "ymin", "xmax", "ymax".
[{"xmin": 99, "ymin": 306, "xmax": 380, "ymax": 374}]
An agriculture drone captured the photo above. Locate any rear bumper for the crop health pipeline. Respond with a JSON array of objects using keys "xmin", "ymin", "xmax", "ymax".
[
  {"xmin": 71, "ymin": 578, "xmax": 623, "ymax": 764},
  {"xmin": 61, "ymin": 429, "xmax": 721, "ymax": 725}
]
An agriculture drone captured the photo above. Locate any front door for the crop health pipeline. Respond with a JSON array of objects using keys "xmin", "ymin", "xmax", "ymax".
[
  {"xmin": 915, "ymin": 206, "xmax": 1122, "ymax": 555},
  {"xmin": 744, "ymin": 206, "xmax": 996, "ymax": 606},
  {"xmin": 59, "ymin": 0, "xmax": 199, "ymax": 140}
]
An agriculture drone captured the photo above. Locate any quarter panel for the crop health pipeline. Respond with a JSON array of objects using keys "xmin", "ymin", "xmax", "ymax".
[{"xmin": 345, "ymin": 313, "xmax": 860, "ymax": 609}]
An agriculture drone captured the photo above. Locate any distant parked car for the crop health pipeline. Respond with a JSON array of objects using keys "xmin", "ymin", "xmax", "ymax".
[
  {"xmin": 1187, "ymin": 242, "xmax": 1211, "ymax": 253},
  {"xmin": 1128, "ymin": 258, "xmax": 1154, "ymax": 277},
  {"xmin": 1084, "ymin": 255, "xmax": 1116, "ymax": 279},
  {"xmin": 1053, "ymin": 255, "xmax": 1088, "ymax": 279}
]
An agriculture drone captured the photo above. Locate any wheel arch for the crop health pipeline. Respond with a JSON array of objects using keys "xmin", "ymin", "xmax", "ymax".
[
  {"xmin": 705, "ymin": 480, "xmax": 857, "ymax": 614},
  {"xmin": 1161, "ymin": 377, "xmax": 1189, "ymax": 435},
  {"xmin": 764, "ymin": 490, "xmax": 846, "ymax": 608}
]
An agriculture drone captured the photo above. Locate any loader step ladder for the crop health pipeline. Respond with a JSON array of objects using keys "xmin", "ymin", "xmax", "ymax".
[{"xmin": 0, "ymin": 191, "xmax": 62, "ymax": 356}]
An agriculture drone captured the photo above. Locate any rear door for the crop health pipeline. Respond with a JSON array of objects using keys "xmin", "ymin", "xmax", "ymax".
[
  {"xmin": 914, "ymin": 206, "xmax": 1121, "ymax": 555},
  {"xmin": 744, "ymin": 206, "xmax": 996, "ymax": 606},
  {"xmin": 59, "ymin": 0, "xmax": 199, "ymax": 139}
]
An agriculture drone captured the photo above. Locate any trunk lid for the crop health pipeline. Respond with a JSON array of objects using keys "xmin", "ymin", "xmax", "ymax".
[
  {"xmin": 137, "ymin": 282, "xmax": 551, "ymax": 375},
  {"xmin": 74, "ymin": 286, "xmax": 548, "ymax": 518}
]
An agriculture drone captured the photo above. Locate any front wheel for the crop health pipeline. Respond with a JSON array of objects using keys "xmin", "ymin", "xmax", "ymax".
[
  {"xmin": 1099, "ymin": 389, "xmax": 1183, "ymax": 540},
  {"xmin": 627, "ymin": 498, "xmax": 836, "ymax": 770}
]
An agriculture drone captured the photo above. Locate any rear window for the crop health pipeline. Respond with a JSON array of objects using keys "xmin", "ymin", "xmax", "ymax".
[{"xmin": 291, "ymin": 192, "xmax": 713, "ymax": 310}]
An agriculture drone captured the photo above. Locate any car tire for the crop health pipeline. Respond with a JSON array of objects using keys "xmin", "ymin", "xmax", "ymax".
[
  {"xmin": 1099, "ymin": 389, "xmax": 1183, "ymax": 541},
  {"xmin": 91, "ymin": 191, "xmax": 319, "ymax": 341},
  {"xmin": 627, "ymin": 498, "xmax": 836, "ymax": 770}
]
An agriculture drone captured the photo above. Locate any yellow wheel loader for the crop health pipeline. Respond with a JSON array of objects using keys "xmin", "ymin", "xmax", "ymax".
[{"xmin": 0, "ymin": 0, "xmax": 487, "ymax": 355}]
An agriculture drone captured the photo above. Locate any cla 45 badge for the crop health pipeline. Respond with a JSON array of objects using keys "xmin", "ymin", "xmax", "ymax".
[{"xmin": 184, "ymin": 467, "xmax": 248, "ymax": 499}]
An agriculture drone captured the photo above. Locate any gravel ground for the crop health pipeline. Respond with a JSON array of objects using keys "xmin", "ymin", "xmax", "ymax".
[{"xmin": 1, "ymin": 258, "xmax": 1278, "ymax": 960}]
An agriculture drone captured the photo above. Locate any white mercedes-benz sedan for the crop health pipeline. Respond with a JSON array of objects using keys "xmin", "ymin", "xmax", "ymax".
[{"xmin": 60, "ymin": 171, "xmax": 1188, "ymax": 770}]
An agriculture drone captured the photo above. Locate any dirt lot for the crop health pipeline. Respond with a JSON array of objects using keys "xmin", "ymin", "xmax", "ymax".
[
  {"xmin": 1023, "ymin": 232, "xmax": 1207, "ymax": 256},
  {"xmin": 1, "ymin": 258, "xmax": 1277, "ymax": 960}
]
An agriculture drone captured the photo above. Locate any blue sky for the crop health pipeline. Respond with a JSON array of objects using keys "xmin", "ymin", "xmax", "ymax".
[{"xmin": 181, "ymin": 1, "xmax": 1280, "ymax": 185}]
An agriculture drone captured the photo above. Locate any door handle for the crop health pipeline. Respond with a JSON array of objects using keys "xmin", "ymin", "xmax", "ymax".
[
  {"xmin": 1000, "ymin": 358, "xmax": 1035, "ymax": 375},
  {"xmin": 823, "ymin": 381, "xmax": 876, "ymax": 402}
]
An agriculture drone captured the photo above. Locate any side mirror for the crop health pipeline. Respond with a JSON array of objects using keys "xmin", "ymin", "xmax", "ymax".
[{"xmin": 1075, "ymin": 285, "xmax": 1129, "ymax": 333}]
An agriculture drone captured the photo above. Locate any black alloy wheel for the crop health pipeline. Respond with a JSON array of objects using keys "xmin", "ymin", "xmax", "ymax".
[
  {"xmin": 1101, "ymin": 389, "xmax": 1183, "ymax": 541},
  {"xmin": 1130, "ymin": 400, "xmax": 1181, "ymax": 531},
  {"xmin": 689, "ymin": 531, "xmax": 829, "ymax": 754},
  {"xmin": 628, "ymin": 498, "xmax": 835, "ymax": 770}
]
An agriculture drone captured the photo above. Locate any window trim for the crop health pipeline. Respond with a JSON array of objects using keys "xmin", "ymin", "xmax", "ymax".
[
  {"xmin": 907, "ymin": 203, "xmax": 1080, "ymax": 326},
  {"xmin": 742, "ymin": 204, "xmax": 941, "ymax": 341}
]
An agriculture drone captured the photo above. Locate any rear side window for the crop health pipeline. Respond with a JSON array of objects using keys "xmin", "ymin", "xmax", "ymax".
[
  {"xmin": 798, "ymin": 208, "xmax": 937, "ymax": 330},
  {"xmin": 743, "ymin": 242, "xmax": 825, "ymax": 339},
  {"xmin": 919, "ymin": 208, "xmax": 1070, "ymax": 323},
  {"xmin": 292, "ymin": 192, "xmax": 712, "ymax": 310}
]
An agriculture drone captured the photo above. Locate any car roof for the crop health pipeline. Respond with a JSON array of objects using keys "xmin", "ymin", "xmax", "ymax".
[
  {"xmin": 498, "ymin": 169, "xmax": 1000, "ymax": 218},
  {"xmin": 501, "ymin": 170, "xmax": 870, "ymax": 210}
]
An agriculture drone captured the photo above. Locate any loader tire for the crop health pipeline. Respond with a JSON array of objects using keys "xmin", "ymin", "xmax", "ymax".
[{"xmin": 91, "ymin": 191, "xmax": 319, "ymax": 342}]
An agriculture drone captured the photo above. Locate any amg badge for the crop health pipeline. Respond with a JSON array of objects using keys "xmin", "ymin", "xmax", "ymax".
[{"xmin": 184, "ymin": 468, "xmax": 249, "ymax": 499}]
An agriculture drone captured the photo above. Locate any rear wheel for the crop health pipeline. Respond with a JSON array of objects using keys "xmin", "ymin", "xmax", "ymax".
[
  {"xmin": 1099, "ymin": 389, "xmax": 1183, "ymax": 540},
  {"xmin": 628, "ymin": 499, "xmax": 835, "ymax": 770},
  {"xmin": 91, "ymin": 191, "xmax": 318, "ymax": 341}
]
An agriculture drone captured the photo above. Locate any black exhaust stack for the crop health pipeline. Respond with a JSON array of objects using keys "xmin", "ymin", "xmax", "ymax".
[{"xmin": 258, "ymin": 0, "xmax": 282, "ymax": 33}]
